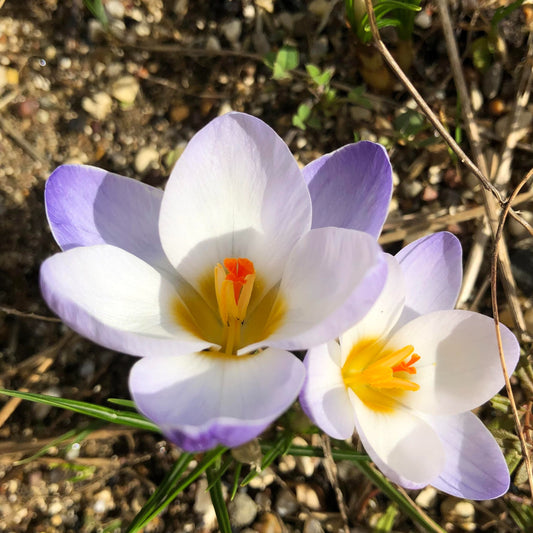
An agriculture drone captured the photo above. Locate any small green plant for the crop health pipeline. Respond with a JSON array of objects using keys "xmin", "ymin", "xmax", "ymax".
[
  {"xmin": 345, "ymin": 0, "xmax": 421, "ymax": 44},
  {"xmin": 264, "ymin": 45, "xmax": 299, "ymax": 80}
]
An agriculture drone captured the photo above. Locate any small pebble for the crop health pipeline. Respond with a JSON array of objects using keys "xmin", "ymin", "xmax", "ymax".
[
  {"xmin": 415, "ymin": 486, "xmax": 437, "ymax": 509},
  {"xmin": 295, "ymin": 483, "xmax": 322, "ymax": 511},
  {"xmin": 111, "ymin": 75, "xmax": 140, "ymax": 105},
  {"xmin": 134, "ymin": 146, "xmax": 159, "ymax": 174},
  {"xmin": 482, "ymin": 61, "xmax": 503, "ymax": 99},
  {"xmin": 441, "ymin": 497, "xmax": 475, "ymax": 531},
  {"xmin": 415, "ymin": 9, "xmax": 432, "ymax": 29},
  {"xmin": 228, "ymin": 492, "xmax": 258, "ymax": 528},
  {"xmin": 81, "ymin": 92, "xmax": 113, "ymax": 120},
  {"xmin": 221, "ymin": 19, "xmax": 242, "ymax": 44},
  {"xmin": 422, "ymin": 185, "xmax": 438, "ymax": 202},
  {"xmin": 106, "ymin": 0, "xmax": 125, "ymax": 19},
  {"xmin": 253, "ymin": 512, "xmax": 283, "ymax": 533},
  {"xmin": 470, "ymin": 86, "xmax": 483, "ymax": 112},
  {"xmin": 135, "ymin": 22, "xmax": 151, "ymax": 37},
  {"xmin": 401, "ymin": 180, "xmax": 423, "ymax": 198},
  {"xmin": 275, "ymin": 488, "xmax": 299, "ymax": 517},
  {"xmin": 93, "ymin": 489, "xmax": 115, "ymax": 514}
]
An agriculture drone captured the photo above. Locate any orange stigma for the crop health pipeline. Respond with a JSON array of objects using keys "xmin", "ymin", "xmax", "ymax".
[
  {"xmin": 392, "ymin": 353, "xmax": 420, "ymax": 375},
  {"xmin": 223, "ymin": 258, "xmax": 255, "ymax": 303},
  {"xmin": 214, "ymin": 257, "xmax": 256, "ymax": 355}
]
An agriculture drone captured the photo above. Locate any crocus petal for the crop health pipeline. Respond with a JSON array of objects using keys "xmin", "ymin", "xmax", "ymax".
[
  {"xmin": 129, "ymin": 348, "xmax": 305, "ymax": 451},
  {"xmin": 262, "ymin": 226, "xmax": 385, "ymax": 351},
  {"xmin": 350, "ymin": 391, "xmax": 445, "ymax": 485},
  {"xmin": 159, "ymin": 113, "xmax": 311, "ymax": 298},
  {"xmin": 40, "ymin": 245, "xmax": 209, "ymax": 356},
  {"xmin": 339, "ymin": 255, "xmax": 404, "ymax": 364},
  {"xmin": 302, "ymin": 142, "xmax": 392, "ymax": 238},
  {"xmin": 424, "ymin": 412, "xmax": 510, "ymax": 499},
  {"xmin": 45, "ymin": 165, "xmax": 172, "ymax": 274},
  {"xmin": 388, "ymin": 310, "xmax": 520, "ymax": 415},
  {"xmin": 395, "ymin": 232, "xmax": 462, "ymax": 327},
  {"xmin": 300, "ymin": 342, "xmax": 355, "ymax": 440}
]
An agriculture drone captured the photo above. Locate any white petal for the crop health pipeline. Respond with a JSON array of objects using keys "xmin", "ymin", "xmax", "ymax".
[
  {"xmin": 159, "ymin": 113, "xmax": 311, "ymax": 298},
  {"xmin": 41, "ymin": 245, "xmax": 209, "ymax": 355},
  {"xmin": 262, "ymin": 227, "xmax": 384, "ymax": 351},
  {"xmin": 351, "ymin": 392, "xmax": 445, "ymax": 485},
  {"xmin": 339, "ymin": 255, "xmax": 404, "ymax": 364},
  {"xmin": 300, "ymin": 342, "xmax": 356, "ymax": 440},
  {"xmin": 387, "ymin": 310, "xmax": 520, "ymax": 415},
  {"xmin": 129, "ymin": 348, "xmax": 305, "ymax": 451}
]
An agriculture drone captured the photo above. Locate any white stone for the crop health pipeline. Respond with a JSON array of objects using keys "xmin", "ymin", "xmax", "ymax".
[
  {"xmin": 221, "ymin": 19, "xmax": 242, "ymax": 44},
  {"xmin": 134, "ymin": 146, "xmax": 159, "ymax": 174},
  {"xmin": 82, "ymin": 91, "xmax": 113, "ymax": 120},
  {"xmin": 111, "ymin": 75, "xmax": 140, "ymax": 105}
]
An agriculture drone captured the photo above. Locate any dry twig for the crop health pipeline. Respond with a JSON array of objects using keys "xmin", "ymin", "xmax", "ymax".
[{"xmin": 491, "ymin": 169, "xmax": 533, "ymax": 498}]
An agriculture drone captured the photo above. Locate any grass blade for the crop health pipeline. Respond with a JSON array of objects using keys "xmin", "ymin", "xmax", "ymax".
[
  {"xmin": 206, "ymin": 464, "xmax": 232, "ymax": 533},
  {"xmin": 127, "ymin": 446, "xmax": 228, "ymax": 532},
  {"xmin": 354, "ymin": 461, "xmax": 445, "ymax": 533},
  {"xmin": 0, "ymin": 388, "xmax": 159, "ymax": 432}
]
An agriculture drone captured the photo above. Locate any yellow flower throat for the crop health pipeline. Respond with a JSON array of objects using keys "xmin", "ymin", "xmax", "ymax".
[{"xmin": 341, "ymin": 338, "xmax": 421, "ymax": 412}]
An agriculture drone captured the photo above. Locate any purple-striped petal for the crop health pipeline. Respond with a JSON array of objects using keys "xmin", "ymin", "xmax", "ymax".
[
  {"xmin": 395, "ymin": 232, "xmax": 462, "ymax": 328},
  {"xmin": 129, "ymin": 348, "xmax": 305, "ymax": 451},
  {"xmin": 303, "ymin": 142, "xmax": 392, "ymax": 238},
  {"xmin": 426, "ymin": 412, "xmax": 510, "ymax": 499},
  {"xmin": 45, "ymin": 165, "xmax": 172, "ymax": 273}
]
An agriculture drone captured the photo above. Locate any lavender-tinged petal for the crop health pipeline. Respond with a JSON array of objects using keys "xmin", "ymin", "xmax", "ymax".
[
  {"xmin": 254, "ymin": 226, "xmax": 385, "ymax": 352},
  {"xmin": 129, "ymin": 348, "xmax": 305, "ymax": 451},
  {"xmin": 45, "ymin": 165, "xmax": 172, "ymax": 274},
  {"xmin": 300, "ymin": 342, "xmax": 356, "ymax": 440},
  {"xmin": 40, "ymin": 245, "xmax": 210, "ymax": 357},
  {"xmin": 303, "ymin": 142, "xmax": 392, "ymax": 238},
  {"xmin": 394, "ymin": 232, "xmax": 462, "ymax": 328},
  {"xmin": 159, "ymin": 112, "xmax": 311, "ymax": 301},
  {"xmin": 424, "ymin": 412, "xmax": 510, "ymax": 499},
  {"xmin": 389, "ymin": 310, "xmax": 520, "ymax": 415}
]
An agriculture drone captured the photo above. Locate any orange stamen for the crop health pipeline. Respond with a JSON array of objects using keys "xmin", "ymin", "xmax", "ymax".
[{"xmin": 392, "ymin": 354, "xmax": 421, "ymax": 375}]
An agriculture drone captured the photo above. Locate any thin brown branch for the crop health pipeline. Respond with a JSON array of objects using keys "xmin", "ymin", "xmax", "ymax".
[
  {"xmin": 362, "ymin": 0, "xmax": 503, "ymax": 204},
  {"xmin": 437, "ymin": 0, "xmax": 527, "ymax": 334},
  {"xmin": 321, "ymin": 435, "xmax": 350, "ymax": 533},
  {"xmin": 491, "ymin": 168, "xmax": 533, "ymax": 498},
  {"xmin": 0, "ymin": 332, "xmax": 76, "ymax": 429},
  {"xmin": 0, "ymin": 305, "xmax": 61, "ymax": 323}
]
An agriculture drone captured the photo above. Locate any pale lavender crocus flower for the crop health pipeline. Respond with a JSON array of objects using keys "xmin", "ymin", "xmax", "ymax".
[
  {"xmin": 40, "ymin": 112, "xmax": 393, "ymax": 451},
  {"xmin": 301, "ymin": 232, "xmax": 519, "ymax": 499}
]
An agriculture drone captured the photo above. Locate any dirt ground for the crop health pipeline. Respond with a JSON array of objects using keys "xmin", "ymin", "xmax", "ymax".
[{"xmin": 0, "ymin": 0, "xmax": 532, "ymax": 532}]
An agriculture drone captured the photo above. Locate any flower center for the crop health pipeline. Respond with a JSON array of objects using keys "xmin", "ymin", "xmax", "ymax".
[
  {"xmin": 214, "ymin": 257, "xmax": 256, "ymax": 355},
  {"xmin": 341, "ymin": 338, "xmax": 420, "ymax": 412}
]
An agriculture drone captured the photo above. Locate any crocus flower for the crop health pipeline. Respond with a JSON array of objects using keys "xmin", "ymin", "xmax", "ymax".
[
  {"xmin": 40, "ymin": 112, "xmax": 393, "ymax": 451},
  {"xmin": 301, "ymin": 232, "xmax": 520, "ymax": 499}
]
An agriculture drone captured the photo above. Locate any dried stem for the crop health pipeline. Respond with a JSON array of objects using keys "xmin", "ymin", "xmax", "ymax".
[
  {"xmin": 491, "ymin": 168, "xmax": 533, "ymax": 497},
  {"xmin": 437, "ymin": 0, "xmax": 527, "ymax": 335},
  {"xmin": 362, "ymin": 0, "xmax": 503, "ymax": 203}
]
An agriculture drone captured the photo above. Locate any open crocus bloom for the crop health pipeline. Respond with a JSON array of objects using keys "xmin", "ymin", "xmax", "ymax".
[
  {"xmin": 301, "ymin": 232, "xmax": 520, "ymax": 499},
  {"xmin": 40, "ymin": 112, "xmax": 393, "ymax": 451}
]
